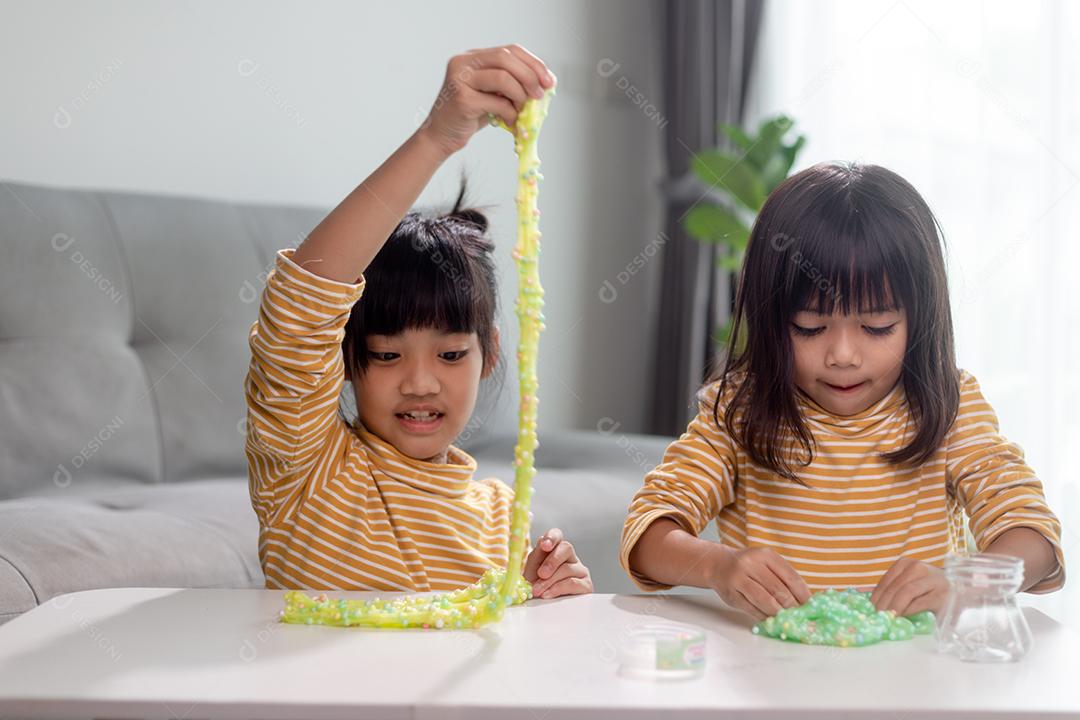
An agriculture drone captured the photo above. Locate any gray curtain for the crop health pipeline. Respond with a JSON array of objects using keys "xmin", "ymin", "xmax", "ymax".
[{"xmin": 648, "ymin": 0, "xmax": 764, "ymax": 436}]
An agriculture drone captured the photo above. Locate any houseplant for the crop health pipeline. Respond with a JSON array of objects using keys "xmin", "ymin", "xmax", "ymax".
[{"xmin": 682, "ymin": 115, "xmax": 806, "ymax": 347}]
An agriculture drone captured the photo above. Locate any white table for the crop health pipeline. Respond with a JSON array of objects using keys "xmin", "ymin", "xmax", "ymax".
[{"xmin": 0, "ymin": 588, "xmax": 1077, "ymax": 719}]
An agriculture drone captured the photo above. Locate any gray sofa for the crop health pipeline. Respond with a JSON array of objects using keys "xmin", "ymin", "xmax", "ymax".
[{"xmin": 0, "ymin": 179, "xmax": 680, "ymax": 626}]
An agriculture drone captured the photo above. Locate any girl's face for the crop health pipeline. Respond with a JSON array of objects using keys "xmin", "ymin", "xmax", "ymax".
[
  {"xmin": 352, "ymin": 327, "xmax": 497, "ymax": 463},
  {"xmin": 789, "ymin": 305, "xmax": 908, "ymax": 416}
]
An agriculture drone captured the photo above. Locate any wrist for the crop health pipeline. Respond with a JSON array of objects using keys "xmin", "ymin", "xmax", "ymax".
[
  {"xmin": 411, "ymin": 124, "xmax": 457, "ymax": 164},
  {"xmin": 701, "ymin": 541, "xmax": 735, "ymax": 590}
]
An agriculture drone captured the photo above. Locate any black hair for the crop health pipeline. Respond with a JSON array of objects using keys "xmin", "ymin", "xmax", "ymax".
[
  {"xmin": 710, "ymin": 162, "xmax": 960, "ymax": 483},
  {"xmin": 341, "ymin": 180, "xmax": 501, "ymax": 380}
]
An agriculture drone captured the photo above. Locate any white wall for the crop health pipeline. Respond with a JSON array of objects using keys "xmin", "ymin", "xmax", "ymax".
[{"xmin": 0, "ymin": 0, "xmax": 667, "ymax": 436}]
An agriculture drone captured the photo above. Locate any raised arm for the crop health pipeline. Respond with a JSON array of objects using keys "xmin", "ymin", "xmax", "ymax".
[{"xmin": 291, "ymin": 45, "xmax": 555, "ymax": 284}]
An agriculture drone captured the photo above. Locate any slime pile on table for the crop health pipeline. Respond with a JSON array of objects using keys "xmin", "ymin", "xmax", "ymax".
[
  {"xmin": 279, "ymin": 90, "xmax": 555, "ymax": 630},
  {"xmin": 752, "ymin": 588, "xmax": 935, "ymax": 646}
]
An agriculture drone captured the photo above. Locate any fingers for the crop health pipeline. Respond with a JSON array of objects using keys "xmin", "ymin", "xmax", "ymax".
[
  {"xmin": 538, "ymin": 527, "xmax": 564, "ymax": 550},
  {"xmin": 724, "ymin": 568, "xmax": 785, "ymax": 620},
  {"xmin": 538, "ymin": 573, "xmax": 592, "ymax": 599},
  {"xmin": 467, "ymin": 68, "xmax": 530, "ymax": 111},
  {"xmin": 466, "ymin": 89, "xmax": 517, "ymax": 132},
  {"xmin": 523, "ymin": 528, "xmax": 564, "ymax": 581},
  {"xmin": 431, "ymin": 44, "xmax": 551, "ymax": 148},
  {"xmin": 533, "ymin": 560, "xmax": 590, "ymax": 598},
  {"xmin": 871, "ymin": 557, "xmax": 916, "ymax": 612},
  {"xmin": 734, "ymin": 578, "xmax": 782, "ymax": 621},
  {"xmin": 720, "ymin": 548, "xmax": 811, "ymax": 621},
  {"xmin": 742, "ymin": 550, "xmax": 805, "ymax": 612},
  {"xmin": 754, "ymin": 565, "xmax": 799, "ymax": 611},
  {"xmin": 536, "ymin": 539, "xmax": 576, "ymax": 581},
  {"xmin": 765, "ymin": 553, "xmax": 812, "ymax": 605},
  {"xmin": 888, "ymin": 577, "xmax": 938, "ymax": 617},
  {"xmin": 873, "ymin": 559, "xmax": 948, "ymax": 616},
  {"xmin": 503, "ymin": 43, "xmax": 557, "ymax": 89},
  {"xmin": 467, "ymin": 45, "xmax": 551, "ymax": 100}
]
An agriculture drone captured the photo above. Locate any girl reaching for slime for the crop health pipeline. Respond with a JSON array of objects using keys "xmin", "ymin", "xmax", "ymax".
[
  {"xmin": 622, "ymin": 163, "xmax": 1065, "ymax": 622},
  {"xmin": 245, "ymin": 45, "xmax": 592, "ymax": 600}
]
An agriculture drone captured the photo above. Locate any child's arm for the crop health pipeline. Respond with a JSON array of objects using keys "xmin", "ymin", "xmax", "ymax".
[
  {"xmin": 619, "ymin": 383, "xmax": 811, "ymax": 620},
  {"xmin": 985, "ymin": 527, "xmax": 1059, "ymax": 591},
  {"xmin": 619, "ymin": 385, "xmax": 735, "ymax": 590},
  {"xmin": 244, "ymin": 252, "xmax": 367, "ymax": 525},
  {"xmin": 245, "ymin": 46, "xmax": 554, "ymax": 524},
  {"xmin": 291, "ymin": 45, "xmax": 555, "ymax": 284},
  {"xmin": 628, "ymin": 516, "xmax": 729, "ymax": 589},
  {"xmin": 630, "ymin": 518, "xmax": 811, "ymax": 621},
  {"xmin": 948, "ymin": 371, "xmax": 1065, "ymax": 593}
]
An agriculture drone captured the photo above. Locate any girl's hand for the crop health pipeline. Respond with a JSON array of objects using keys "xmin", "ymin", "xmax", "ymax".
[
  {"xmin": 709, "ymin": 546, "xmax": 812, "ymax": 621},
  {"xmin": 870, "ymin": 556, "xmax": 950, "ymax": 616},
  {"xmin": 524, "ymin": 527, "xmax": 593, "ymax": 599},
  {"xmin": 418, "ymin": 44, "xmax": 556, "ymax": 158}
]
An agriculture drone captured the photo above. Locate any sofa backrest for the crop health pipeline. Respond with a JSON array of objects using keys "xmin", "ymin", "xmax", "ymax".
[{"xmin": 0, "ymin": 180, "xmax": 324, "ymax": 498}]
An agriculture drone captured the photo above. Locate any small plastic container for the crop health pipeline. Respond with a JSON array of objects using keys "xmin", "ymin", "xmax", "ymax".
[
  {"xmin": 618, "ymin": 622, "xmax": 706, "ymax": 680},
  {"xmin": 935, "ymin": 553, "xmax": 1033, "ymax": 662}
]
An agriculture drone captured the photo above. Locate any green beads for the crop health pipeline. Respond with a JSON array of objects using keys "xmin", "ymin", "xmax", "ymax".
[{"xmin": 751, "ymin": 588, "xmax": 936, "ymax": 647}]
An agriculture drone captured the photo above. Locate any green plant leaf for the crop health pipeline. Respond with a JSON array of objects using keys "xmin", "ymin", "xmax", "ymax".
[
  {"xmin": 745, "ymin": 116, "xmax": 793, "ymax": 173},
  {"xmin": 718, "ymin": 251, "xmax": 744, "ymax": 270},
  {"xmin": 780, "ymin": 134, "xmax": 807, "ymax": 177},
  {"xmin": 690, "ymin": 150, "xmax": 766, "ymax": 212},
  {"xmin": 761, "ymin": 154, "xmax": 791, "ymax": 194},
  {"xmin": 720, "ymin": 123, "xmax": 755, "ymax": 153},
  {"xmin": 684, "ymin": 204, "xmax": 749, "ymax": 247},
  {"xmin": 715, "ymin": 318, "xmax": 733, "ymax": 349},
  {"xmin": 688, "ymin": 114, "xmax": 807, "ymax": 353}
]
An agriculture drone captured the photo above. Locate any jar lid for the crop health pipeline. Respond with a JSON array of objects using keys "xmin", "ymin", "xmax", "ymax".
[
  {"xmin": 945, "ymin": 552, "xmax": 1024, "ymax": 587},
  {"xmin": 617, "ymin": 622, "xmax": 705, "ymax": 680}
]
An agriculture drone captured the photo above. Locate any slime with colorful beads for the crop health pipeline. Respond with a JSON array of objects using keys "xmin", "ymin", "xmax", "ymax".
[{"xmin": 752, "ymin": 588, "xmax": 936, "ymax": 646}]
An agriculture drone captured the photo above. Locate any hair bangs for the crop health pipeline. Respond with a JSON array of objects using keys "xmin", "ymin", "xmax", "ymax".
[
  {"xmin": 779, "ymin": 202, "xmax": 908, "ymax": 320},
  {"xmin": 341, "ymin": 199, "xmax": 500, "ymax": 377},
  {"xmin": 358, "ymin": 223, "xmax": 485, "ymax": 339}
]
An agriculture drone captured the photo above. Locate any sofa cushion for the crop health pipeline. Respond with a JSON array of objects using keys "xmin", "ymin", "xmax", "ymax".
[
  {"xmin": 0, "ymin": 180, "xmax": 331, "ymax": 497},
  {"xmin": 0, "ymin": 555, "xmax": 37, "ymax": 626},
  {"xmin": 0, "ymin": 478, "xmax": 263, "ymax": 624},
  {"xmin": 0, "ymin": 183, "xmax": 162, "ymax": 498}
]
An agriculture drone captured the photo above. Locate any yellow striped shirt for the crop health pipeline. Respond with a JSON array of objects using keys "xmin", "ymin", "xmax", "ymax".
[
  {"xmin": 244, "ymin": 249, "xmax": 515, "ymax": 591},
  {"xmin": 620, "ymin": 371, "xmax": 1065, "ymax": 594}
]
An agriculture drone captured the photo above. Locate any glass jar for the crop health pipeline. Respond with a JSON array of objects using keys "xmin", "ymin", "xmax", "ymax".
[{"xmin": 935, "ymin": 553, "xmax": 1032, "ymax": 662}]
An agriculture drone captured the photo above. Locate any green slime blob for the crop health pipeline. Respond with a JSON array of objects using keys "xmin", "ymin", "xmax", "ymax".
[{"xmin": 752, "ymin": 588, "xmax": 936, "ymax": 646}]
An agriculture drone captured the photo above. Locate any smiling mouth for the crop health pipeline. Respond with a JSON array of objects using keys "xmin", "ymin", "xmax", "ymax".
[
  {"xmin": 396, "ymin": 410, "xmax": 444, "ymax": 421},
  {"xmin": 824, "ymin": 381, "xmax": 865, "ymax": 392},
  {"xmin": 394, "ymin": 410, "xmax": 446, "ymax": 433}
]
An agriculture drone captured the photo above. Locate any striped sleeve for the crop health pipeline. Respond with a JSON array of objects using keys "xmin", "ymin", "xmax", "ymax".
[
  {"xmin": 244, "ymin": 248, "xmax": 364, "ymax": 524},
  {"xmin": 619, "ymin": 382, "xmax": 737, "ymax": 591},
  {"xmin": 947, "ymin": 371, "xmax": 1065, "ymax": 594}
]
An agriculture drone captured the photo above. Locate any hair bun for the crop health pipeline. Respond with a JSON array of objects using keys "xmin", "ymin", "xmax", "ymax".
[
  {"xmin": 443, "ymin": 177, "xmax": 489, "ymax": 233},
  {"xmin": 447, "ymin": 207, "xmax": 489, "ymax": 233}
]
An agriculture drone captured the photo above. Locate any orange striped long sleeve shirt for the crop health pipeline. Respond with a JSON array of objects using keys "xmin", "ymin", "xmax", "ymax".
[
  {"xmin": 620, "ymin": 371, "xmax": 1065, "ymax": 594},
  {"xmin": 244, "ymin": 248, "xmax": 515, "ymax": 591}
]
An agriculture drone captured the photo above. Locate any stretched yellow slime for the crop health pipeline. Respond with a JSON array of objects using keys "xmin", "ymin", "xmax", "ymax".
[{"xmin": 280, "ymin": 91, "xmax": 554, "ymax": 630}]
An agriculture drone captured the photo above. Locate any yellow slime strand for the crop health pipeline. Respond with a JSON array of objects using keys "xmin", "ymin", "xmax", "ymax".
[{"xmin": 279, "ymin": 90, "xmax": 554, "ymax": 630}]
